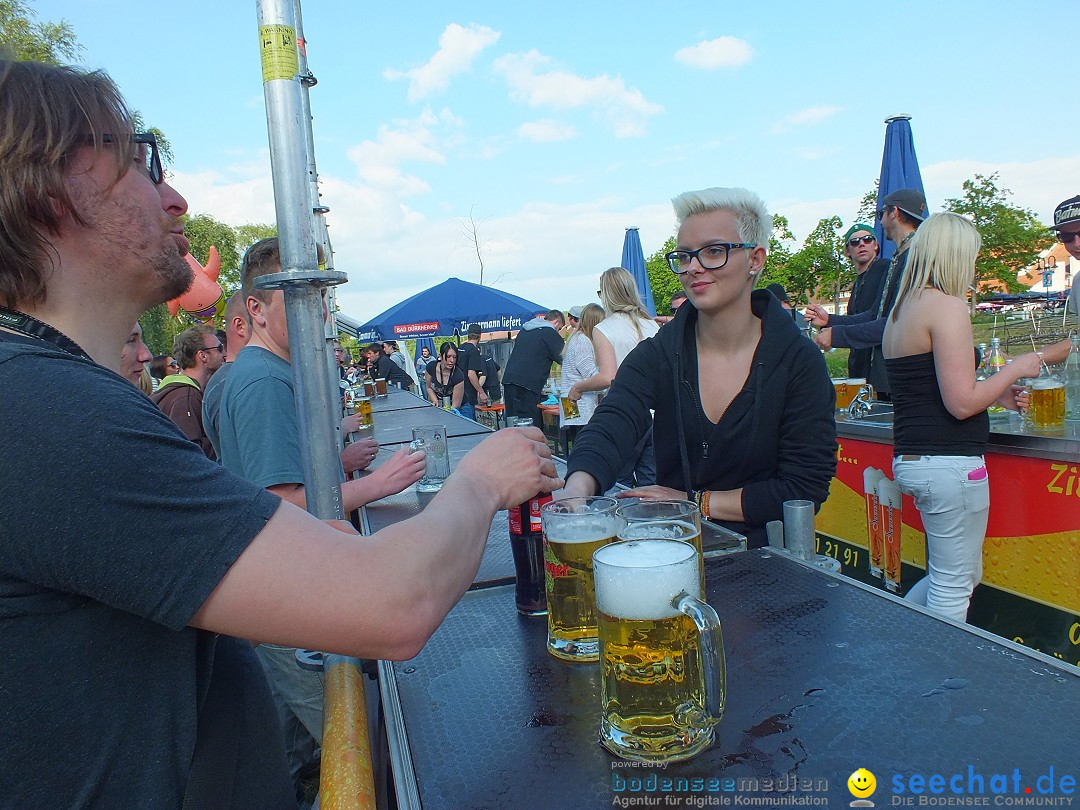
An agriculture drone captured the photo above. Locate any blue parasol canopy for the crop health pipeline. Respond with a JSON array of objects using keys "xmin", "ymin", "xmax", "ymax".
[
  {"xmin": 354, "ymin": 277, "xmax": 547, "ymax": 342},
  {"xmin": 875, "ymin": 115, "xmax": 926, "ymax": 262},
  {"xmin": 621, "ymin": 227, "xmax": 656, "ymax": 317}
]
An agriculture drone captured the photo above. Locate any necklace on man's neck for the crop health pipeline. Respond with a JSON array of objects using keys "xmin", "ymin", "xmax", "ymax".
[
  {"xmin": 0, "ymin": 305, "xmax": 93, "ymax": 361},
  {"xmin": 895, "ymin": 230, "xmax": 916, "ymax": 254}
]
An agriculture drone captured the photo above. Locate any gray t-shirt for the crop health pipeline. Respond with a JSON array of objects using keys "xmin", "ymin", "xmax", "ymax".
[{"xmin": 0, "ymin": 334, "xmax": 293, "ymax": 807}]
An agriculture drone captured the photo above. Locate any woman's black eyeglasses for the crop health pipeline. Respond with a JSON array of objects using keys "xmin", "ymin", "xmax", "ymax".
[{"xmin": 664, "ymin": 243, "xmax": 757, "ymax": 274}]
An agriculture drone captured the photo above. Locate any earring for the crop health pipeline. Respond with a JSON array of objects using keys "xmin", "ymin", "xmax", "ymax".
[{"xmin": 748, "ymin": 270, "xmax": 756, "ymax": 277}]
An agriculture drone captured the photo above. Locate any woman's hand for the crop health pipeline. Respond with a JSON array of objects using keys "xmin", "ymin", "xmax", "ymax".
[
  {"xmin": 996, "ymin": 384, "xmax": 1030, "ymax": 413},
  {"xmin": 568, "ymin": 383, "xmax": 582, "ymax": 402},
  {"xmin": 618, "ymin": 485, "xmax": 686, "ymax": 501}
]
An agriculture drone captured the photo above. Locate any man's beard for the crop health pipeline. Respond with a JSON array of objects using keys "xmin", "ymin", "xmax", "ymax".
[{"xmin": 153, "ymin": 251, "xmax": 194, "ymax": 304}]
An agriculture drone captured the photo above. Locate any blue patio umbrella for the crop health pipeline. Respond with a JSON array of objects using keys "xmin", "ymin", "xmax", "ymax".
[
  {"xmin": 621, "ymin": 227, "xmax": 656, "ymax": 317},
  {"xmin": 354, "ymin": 277, "xmax": 548, "ymax": 342},
  {"xmin": 875, "ymin": 115, "xmax": 926, "ymax": 262}
]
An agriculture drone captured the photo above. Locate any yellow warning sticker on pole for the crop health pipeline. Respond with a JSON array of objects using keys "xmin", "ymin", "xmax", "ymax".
[{"xmin": 259, "ymin": 25, "xmax": 299, "ymax": 82}]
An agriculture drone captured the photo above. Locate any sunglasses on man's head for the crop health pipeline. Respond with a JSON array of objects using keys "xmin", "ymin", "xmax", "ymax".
[{"xmin": 847, "ymin": 235, "xmax": 876, "ymax": 247}]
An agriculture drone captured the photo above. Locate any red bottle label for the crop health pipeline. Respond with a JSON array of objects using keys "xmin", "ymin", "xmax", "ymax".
[{"xmin": 529, "ymin": 493, "xmax": 552, "ymax": 533}]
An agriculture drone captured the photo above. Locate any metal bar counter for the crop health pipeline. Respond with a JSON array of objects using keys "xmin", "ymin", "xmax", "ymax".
[
  {"xmin": 380, "ymin": 549, "xmax": 1079, "ymax": 809},
  {"xmin": 365, "ymin": 402, "xmax": 491, "ymax": 445},
  {"xmin": 369, "ymin": 386, "xmax": 432, "ymax": 413}
]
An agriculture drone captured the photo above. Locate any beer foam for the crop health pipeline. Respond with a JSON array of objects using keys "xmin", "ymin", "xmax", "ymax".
[
  {"xmin": 594, "ymin": 540, "xmax": 699, "ymax": 619},
  {"xmin": 876, "ymin": 477, "xmax": 902, "ymax": 509},
  {"xmin": 544, "ymin": 515, "xmax": 621, "ymax": 544},
  {"xmin": 619, "ymin": 519, "xmax": 696, "ymax": 543},
  {"xmin": 1031, "ymin": 378, "xmax": 1064, "ymax": 390}
]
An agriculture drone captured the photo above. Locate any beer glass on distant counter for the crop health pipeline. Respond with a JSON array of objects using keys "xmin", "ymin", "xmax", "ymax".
[
  {"xmin": 616, "ymin": 500, "xmax": 704, "ymax": 596},
  {"xmin": 594, "ymin": 538, "xmax": 724, "ymax": 762},
  {"xmin": 541, "ymin": 496, "xmax": 624, "ymax": 662}
]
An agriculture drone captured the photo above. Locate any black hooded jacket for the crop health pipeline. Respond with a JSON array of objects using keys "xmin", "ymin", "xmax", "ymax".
[{"xmin": 566, "ymin": 290, "xmax": 837, "ymax": 547}]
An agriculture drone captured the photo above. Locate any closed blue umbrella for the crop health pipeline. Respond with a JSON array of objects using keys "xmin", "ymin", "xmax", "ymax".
[
  {"xmin": 621, "ymin": 227, "xmax": 656, "ymax": 317},
  {"xmin": 876, "ymin": 115, "xmax": 926, "ymax": 262}
]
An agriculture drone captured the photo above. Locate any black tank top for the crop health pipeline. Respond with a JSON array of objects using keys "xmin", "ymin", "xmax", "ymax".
[{"xmin": 885, "ymin": 351, "xmax": 988, "ymax": 456}]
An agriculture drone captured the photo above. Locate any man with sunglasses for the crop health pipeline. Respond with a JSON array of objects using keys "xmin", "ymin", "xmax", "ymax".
[
  {"xmin": 1038, "ymin": 195, "xmax": 1080, "ymax": 364},
  {"xmin": 151, "ymin": 324, "xmax": 224, "ymax": 459},
  {"xmin": 837, "ymin": 224, "xmax": 889, "ymax": 378},
  {"xmin": 807, "ymin": 189, "xmax": 926, "ymax": 399}
]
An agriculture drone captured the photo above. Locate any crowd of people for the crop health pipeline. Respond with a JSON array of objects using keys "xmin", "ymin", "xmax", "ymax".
[{"xmin": 1, "ymin": 55, "xmax": 1075, "ymax": 807}]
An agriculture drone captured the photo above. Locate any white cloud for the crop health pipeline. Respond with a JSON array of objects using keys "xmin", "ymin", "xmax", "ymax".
[
  {"xmin": 344, "ymin": 108, "xmax": 459, "ymax": 196},
  {"xmin": 384, "ymin": 23, "xmax": 501, "ymax": 102},
  {"xmin": 770, "ymin": 106, "xmax": 843, "ymax": 135},
  {"xmin": 673, "ymin": 36, "xmax": 754, "ymax": 69},
  {"xmin": 493, "ymin": 50, "xmax": 663, "ymax": 138},
  {"xmin": 517, "ymin": 119, "xmax": 577, "ymax": 142}
]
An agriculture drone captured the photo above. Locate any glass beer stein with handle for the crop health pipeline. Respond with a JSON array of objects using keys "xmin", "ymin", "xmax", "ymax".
[
  {"xmin": 616, "ymin": 500, "xmax": 704, "ymax": 597},
  {"xmin": 541, "ymin": 496, "xmax": 624, "ymax": 662},
  {"xmin": 594, "ymin": 538, "xmax": 724, "ymax": 762}
]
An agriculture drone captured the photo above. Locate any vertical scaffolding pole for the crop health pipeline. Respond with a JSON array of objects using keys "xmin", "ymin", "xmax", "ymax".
[
  {"xmin": 255, "ymin": 0, "xmax": 347, "ymax": 521},
  {"xmin": 256, "ymin": 4, "xmax": 376, "ymax": 808}
]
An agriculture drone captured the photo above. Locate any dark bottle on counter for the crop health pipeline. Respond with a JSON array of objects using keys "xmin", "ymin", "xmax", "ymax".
[{"xmin": 508, "ymin": 493, "xmax": 551, "ymax": 615}]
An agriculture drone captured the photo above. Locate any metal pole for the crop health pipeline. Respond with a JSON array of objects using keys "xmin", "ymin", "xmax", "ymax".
[
  {"xmin": 256, "ymin": 0, "xmax": 348, "ymax": 521},
  {"xmin": 291, "ymin": 0, "xmax": 345, "ymax": 413}
]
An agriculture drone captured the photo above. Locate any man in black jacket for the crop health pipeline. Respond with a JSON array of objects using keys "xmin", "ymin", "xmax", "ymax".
[
  {"xmin": 502, "ymin": 310, "xmax": 564, "ymax": 428},
  {"xmin": 838, "ymin": 223, "xmax": 888, "ymax": 379},
  {"xmin": 363, "ymin": 342, "xmax": 413, "ymax": 391}
]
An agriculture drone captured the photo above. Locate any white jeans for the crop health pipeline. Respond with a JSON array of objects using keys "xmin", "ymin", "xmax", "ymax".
[{"xmin": 892, "ymin": 455, "xmax": 989, "ymax": 623}]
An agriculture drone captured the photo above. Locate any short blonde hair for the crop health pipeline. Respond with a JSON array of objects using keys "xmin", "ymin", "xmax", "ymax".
[{"xmin": 671, "ymin": 186, "xmax": 771, "ymax": 249}]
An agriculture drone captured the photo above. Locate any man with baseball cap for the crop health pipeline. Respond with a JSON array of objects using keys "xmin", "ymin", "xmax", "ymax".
[
  {"xmin": 807, "ymin": 188, "xmax": 927, "ymax": 399},
  {"xmin": 1038, "ymin": 195, "xmax": 1080, "ymax": 364}
]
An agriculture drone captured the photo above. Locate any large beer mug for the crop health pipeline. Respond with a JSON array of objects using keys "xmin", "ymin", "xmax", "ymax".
[
  {"xmin": 615, "ymin": 500, "xmax": 704, "ymax": 596},
  {"xmin": 541, "ymin": 496, "xmax": 624, "ymax": 662},
  {"xmin": 594, "ymin": 538, "xmax": 724, "ymax": 762}
]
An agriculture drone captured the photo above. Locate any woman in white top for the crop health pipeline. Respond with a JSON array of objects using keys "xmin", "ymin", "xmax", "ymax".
[
  {"xmin": 569, "ymin": 266, "xmax": 660, "ymax": 486},
  {"xmin": 560, "ymin": 304, "xmax": 605, "ymax": 440}
]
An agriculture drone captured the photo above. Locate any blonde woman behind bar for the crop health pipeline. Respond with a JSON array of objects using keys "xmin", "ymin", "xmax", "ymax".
[
  {"xmin": 560, "ymin": 303, "xmax": 605, "ymax": 445},
  {"xmin": 883, "ymin": 212, "xmax": 1042, "ymax": 622}
]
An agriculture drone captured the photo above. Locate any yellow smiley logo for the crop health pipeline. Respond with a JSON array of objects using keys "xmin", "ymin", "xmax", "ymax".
[{"xmin": 848, "ymin": 768, "xmax": 876, "ymax": 798}]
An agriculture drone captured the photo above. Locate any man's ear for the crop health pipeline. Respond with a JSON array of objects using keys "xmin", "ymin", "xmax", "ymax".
[{"xmin": 246, "ymin": 295, "xmax": 265, "ymax": 328}]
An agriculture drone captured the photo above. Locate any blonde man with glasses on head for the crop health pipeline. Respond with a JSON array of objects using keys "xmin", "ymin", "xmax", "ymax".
[{"xmin": 151, "ymin": 323, "xmax": 223, "ymax": 459}]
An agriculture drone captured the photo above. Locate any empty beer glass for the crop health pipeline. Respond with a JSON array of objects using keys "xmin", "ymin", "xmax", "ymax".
[
  {"xmin": 541, "ymin": 496, "xmax": 624, "ymax": 662},
  {"xmin": 594, "ymin": 538, "xmax": 724, "ymax": 762}
]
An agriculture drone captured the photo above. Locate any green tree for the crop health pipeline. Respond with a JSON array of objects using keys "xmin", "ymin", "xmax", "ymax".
[
  {"xmin": 760, "ymin": 214, "xmax": 796, "ymax": 289},
  {"xmin": 183, "ymin": 213, "xmax": 241, "ymax": 295},
  {"xmin": 943, "ymin": 172, "xmax": 1054, "ymax": 293},
  {"xmin": 0, "ymin": 0, "xmax": 80, "ymax": 63},
  {"xmin": 855, "ymin": 183, "xmax": 879, "ymax": 224},
  {"xmin": 233, "ymin": 223, "xmax": 278, "ymax": 254},
  {"xmin": 795, "ymin": 216, "xmax": 846, "ymax": 308},
  {"xmin": 645, "ymin": 234, "xmax": 680, "ymax": 314}
]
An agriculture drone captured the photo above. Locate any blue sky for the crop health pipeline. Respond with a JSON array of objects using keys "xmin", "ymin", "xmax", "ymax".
[{"xmin": 34, "ymin": 0, "xmax": 1078, "ymax": 321}]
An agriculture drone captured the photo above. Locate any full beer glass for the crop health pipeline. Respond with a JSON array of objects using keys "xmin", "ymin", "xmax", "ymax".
[
  {"xmin": 541, "ymin": 496, "xmax": 623, "ymax": 662},
  {"xmin": 594, "ymin": 538, "xmax": 724, "ymax": 762},
  {"xmin": 616, "ymin": 500, "xmax": 704, "ymax": 596},
  {"xmin": 1030, "ymin": 377, "xmax": 1065, "ymax": 429}
]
